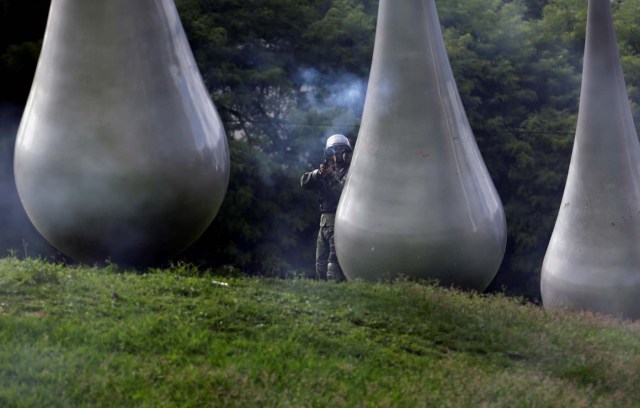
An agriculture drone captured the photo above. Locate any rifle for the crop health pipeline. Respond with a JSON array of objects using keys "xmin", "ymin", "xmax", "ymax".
[{"xmin": 321, "ymin": 146, "xmax": 336, "ymax": 174}]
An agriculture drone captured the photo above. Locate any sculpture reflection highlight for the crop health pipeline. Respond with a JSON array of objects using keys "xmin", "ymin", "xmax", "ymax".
[
  {"xmin": 334, "ymin": 0, "xmax": 507, "ymax": 290},
  {"xmin": 541, "ymin": 0, "xmax": 640, "ymax": 319},
  {"xmin": 14, "ymin": 0, "xmax": 230, "ymax": 265}
]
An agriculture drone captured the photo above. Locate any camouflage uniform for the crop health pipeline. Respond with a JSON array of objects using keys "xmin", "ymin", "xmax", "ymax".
[{"xmin": 300, "ymin": 165, "xmax": 349, "ymax": 282}]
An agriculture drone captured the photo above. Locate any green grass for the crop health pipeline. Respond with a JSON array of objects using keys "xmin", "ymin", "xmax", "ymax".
[{"xmin": 1, "ymin": 257, "xmax": 639, "ymax": 407}]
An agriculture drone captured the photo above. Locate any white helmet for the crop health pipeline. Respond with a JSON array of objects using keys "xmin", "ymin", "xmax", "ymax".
[
  {"xmin": 325, "ymin": 134, "xmax": 352, "ymax": 150},
  {"xmin": 324, "ymin": 134, "xmax": 352, "ymax": 164}
]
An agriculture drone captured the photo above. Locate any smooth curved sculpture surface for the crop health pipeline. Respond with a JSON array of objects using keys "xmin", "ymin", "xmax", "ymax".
[
  {"xmin": 541, "ymin": 0, "xmax": 640, "ymax": 319},
  {"xmin": 14, "ymin": 0, "xmax": 229, "ymax": 265},
  {"xmin": 334, "ymin": 0, "xmax": 507, "ymax": 290}
]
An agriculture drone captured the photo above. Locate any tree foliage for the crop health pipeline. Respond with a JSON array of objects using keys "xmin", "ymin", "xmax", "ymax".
[
  {"xmin": 0, "ymin": 0, "xmax": 49, "ymax": 103},
  {"xmin": 1, "ymin": 0, "xmax": 640, "ymax": 298}
]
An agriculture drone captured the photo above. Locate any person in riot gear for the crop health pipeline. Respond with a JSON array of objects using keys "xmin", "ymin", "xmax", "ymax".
[{"xmin": 300, "ymin": 134, "xmax": 352, "ymax": 282}]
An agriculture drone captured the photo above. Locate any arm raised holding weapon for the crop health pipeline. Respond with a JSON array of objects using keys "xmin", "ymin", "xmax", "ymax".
[{"xmin": 300, "ymin": 134, "xmax": 352, "ymax": 281}]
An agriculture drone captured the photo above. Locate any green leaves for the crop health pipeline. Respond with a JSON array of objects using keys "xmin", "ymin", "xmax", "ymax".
[{"xmin": 302, "ymin": 0, "xmax": 375, "ymax": 75}]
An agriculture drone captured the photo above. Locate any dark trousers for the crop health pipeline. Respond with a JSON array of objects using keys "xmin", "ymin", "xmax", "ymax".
[{"xmin": 315, "ymin": 225, "xmax": 346, "ymax": 282}]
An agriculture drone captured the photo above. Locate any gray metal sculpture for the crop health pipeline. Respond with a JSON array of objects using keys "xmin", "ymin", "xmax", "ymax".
[
  {"xmin": 334, "ymin": 0, "xmax": 507, "ymax": 290},
  {"xmin": 541, "ymin": 0, "xmax": 640, "ymax": 319},
  {"xmin": 14, "ymin": 0, "xmax": 230, "ymax": 265}
]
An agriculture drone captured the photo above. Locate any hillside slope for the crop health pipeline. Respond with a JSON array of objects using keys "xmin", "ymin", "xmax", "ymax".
[{"xmin": 0, "ymin": 257, "xmax": 639, "ymax": 407}]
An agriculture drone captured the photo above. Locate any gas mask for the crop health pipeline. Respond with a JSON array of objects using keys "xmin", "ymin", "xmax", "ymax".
[{"xmin": 325, "ymin": 144, "xmax": 351, "ymax": 164}]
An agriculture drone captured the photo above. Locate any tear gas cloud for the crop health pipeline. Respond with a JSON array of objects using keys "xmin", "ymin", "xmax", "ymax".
[{"xmin": 297, "ymin": 67, "xmax": 367, "ymax": 140}]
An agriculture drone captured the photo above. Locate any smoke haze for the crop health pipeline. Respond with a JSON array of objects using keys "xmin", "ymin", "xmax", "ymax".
[
  {"xmin": 297, "ymin": 68, "xmax": 367, "ymax": 139},
  {"xmin": 0, "ymin": 103, "xmax": 58, "ymax": 259}
]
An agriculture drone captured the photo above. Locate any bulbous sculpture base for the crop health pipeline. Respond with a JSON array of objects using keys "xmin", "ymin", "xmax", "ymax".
[
  {"xmin": 541, "ymin": 274, "xmax": 640, "ymax": 320},
  {"xmin": 336, "ymin": 220, "xmax": 504, "ymax": 290},
  {"xmin": 17, "ymin": 154, "xmax": 225, "ymax": 266}
]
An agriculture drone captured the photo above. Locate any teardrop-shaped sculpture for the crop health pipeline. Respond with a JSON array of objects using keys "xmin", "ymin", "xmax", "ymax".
[
  {"xmin": 334, "ymin": 0, "xmax": 506, "ymax": 290},
  {"xmin": 14, "ymin": 0, "xmax": 229, "ymax": 265},
  {"xmin": 541, "ymin": 0, "xmax": 640, "ymax": 319}
]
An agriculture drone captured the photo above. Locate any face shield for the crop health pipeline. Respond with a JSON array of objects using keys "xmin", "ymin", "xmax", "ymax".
[{"xmin": 325, "ymin": 144, "xmax": 351, "ymax": 164}]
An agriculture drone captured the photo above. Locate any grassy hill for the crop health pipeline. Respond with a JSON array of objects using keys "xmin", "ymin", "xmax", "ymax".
[{"xmin": 1, "ymin": 257, "xmax": 639, "ymax": 407}]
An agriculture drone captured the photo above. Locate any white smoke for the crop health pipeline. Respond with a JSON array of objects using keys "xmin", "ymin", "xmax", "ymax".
[{"xmin": 297, "ymin": 67, "xmax": 367, "ymax": 137}]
